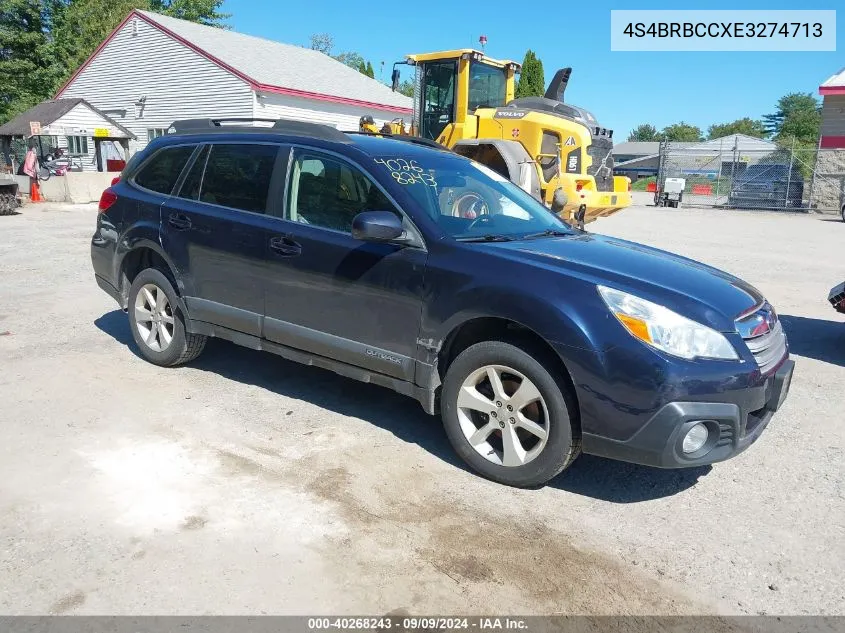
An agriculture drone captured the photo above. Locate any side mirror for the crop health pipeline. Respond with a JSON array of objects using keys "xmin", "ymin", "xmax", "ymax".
[
  {"xmin": 391, "ymin": 68, "xmax": 401, "ymax": 92},
  {"xmin": 352, "ymin": 211, "xmax": 404, "ymax": 242}
]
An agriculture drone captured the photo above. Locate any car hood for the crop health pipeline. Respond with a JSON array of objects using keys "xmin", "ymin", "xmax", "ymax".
[{"xmin": 490, "ymin": 234, "xmax": 764, "ymax": 332}]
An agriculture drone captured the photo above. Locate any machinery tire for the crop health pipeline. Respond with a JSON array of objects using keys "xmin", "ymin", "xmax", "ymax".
[
  {"xmin": 841, "ymin": 204, "xmax": 845, "ymax": 222},
  {"xmin": 441, "ymin": 340, "xmax": 580, "ymax": 488},
  {"xmin": 128, "ymin": 268, "xmax": 207, "ymax": 367},
  {"xmin": 0, "ymin": 192, "xmax": 17, "ymax": 216}
]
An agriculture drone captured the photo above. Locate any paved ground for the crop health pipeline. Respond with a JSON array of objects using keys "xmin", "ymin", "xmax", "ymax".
[{"xmin": 1, "ymin": 201, "xmax": 843, "ymax": 616}]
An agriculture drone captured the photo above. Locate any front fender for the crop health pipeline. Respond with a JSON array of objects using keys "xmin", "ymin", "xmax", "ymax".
[{"xmin": 424, "ymin": 281, "xmax": 607, "ymax": 360}]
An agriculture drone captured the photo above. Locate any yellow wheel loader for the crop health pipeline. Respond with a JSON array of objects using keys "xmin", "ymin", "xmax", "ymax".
[{"xmin": 361, "ymin": 50, "xmax": 631, "ymax": 226}]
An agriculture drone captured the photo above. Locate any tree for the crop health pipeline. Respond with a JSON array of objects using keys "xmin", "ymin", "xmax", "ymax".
[
  {"xmin": 627, "ymin": 124, "xmax": 660, "ymax": 142},
  {"xmin": 515, "ymin": 49, "xmax": 544, "ymax": 98},
  {"xmin": 149, "ymin": 0, "xmax": 228, "ymax": 26},
  {"xmin": 0, "ymin": 0, "xmax": 65, "ymax": 123},
  {"xmin": 397, "ymin": 79, "xmax": 414, "ymax": 98},
  {"xmin": 332, "ymin": 50, "xmax": 376, "ymax": 79},
  {"xmin": 309, "ymin": 32, "xmax": 333, "ymax": 54},
  {"xmin": 661, "ymin": 122, "xmax": 703, "ymax": 142},
  {"xmin": 763, "ymin": 92, "xmax": 821, "ymax": 142},
  {"xmin": 707, "ymin": 117, "xmax": 767, "ymax": 140}
]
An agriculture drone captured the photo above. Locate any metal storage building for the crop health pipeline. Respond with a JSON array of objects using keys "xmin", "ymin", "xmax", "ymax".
[{"xmin": 55, "ymin": 10, "xmax": 413, "ymax": 155}]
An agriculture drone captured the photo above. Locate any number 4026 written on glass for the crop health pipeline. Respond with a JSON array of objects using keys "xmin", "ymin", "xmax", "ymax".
[{"xmin": 374, "ymin": 158, "xmax": 437, "ymax": 187}]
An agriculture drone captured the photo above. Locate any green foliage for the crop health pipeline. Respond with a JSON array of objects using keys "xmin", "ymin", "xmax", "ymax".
[
  {"xmin": 397, "ymin": 79, "xmax": 414, "ymax": 98},
  {"xmin": 149, "ymin": 0, "xmax": 229, "ymax": 26},
  {"xmin": 763, "ymin": 92, "xmax": 821, "ymax": 143},
  {"xmin": 627, "ymin": 124, "xmax": 660, "ymax": 142},
  {"xmin": 707, "ymin": 117, "xmax": 767, "ymax": 140},
  {"xmin": 515, "ymin": 49, "xmax": 544, "ymax": 98},
  {"xmin": 661, "ymin": 122, "xmax": 703, "ymax": 142},
  {"xmin": 631, "ymin": 176, "xmax": 656, "ymax": 191},
  {"xmin": 0, "ymin": 0, "xmax": 65, "ymax": 123},
  {"xmin": 309, "ymin": 32, "xmax": 333, "ymax": 54},
  {"xmin": 328, "ymin": 47, "xmax": 375, "ymax": 80}
]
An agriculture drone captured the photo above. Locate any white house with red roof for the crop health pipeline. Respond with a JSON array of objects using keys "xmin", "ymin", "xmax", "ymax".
[
  {"xmin": 819, "ymin": 67, "xmax": 845, "ymax": 149},
  {"xmin": 56, "ymin": 10, "xmax": 412, "ymax": 154},
  {"xmin": 813, "ymin": 68, "xmax": 845, "ymax": 213}
]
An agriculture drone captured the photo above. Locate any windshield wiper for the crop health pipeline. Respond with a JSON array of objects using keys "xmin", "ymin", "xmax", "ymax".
[
  {"xmin": 456, "ymin": 234, "xmax": 515, "ymax": 242},
  {"xmin": 521, "ymin": 229, "xmax": 573, "ymax": 240}
]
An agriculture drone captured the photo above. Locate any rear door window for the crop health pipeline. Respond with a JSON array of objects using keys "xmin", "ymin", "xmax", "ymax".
[
  {"xmin": 177, "ymin": 145, "xmax": 210, "ymax": 200},
  {"xmin": 133, "ymin": 145, "xmax": 196, "ymax": 195},
  {"xmin": 198, "ymin": 144, "xmax": 279, "ymax": 213}
]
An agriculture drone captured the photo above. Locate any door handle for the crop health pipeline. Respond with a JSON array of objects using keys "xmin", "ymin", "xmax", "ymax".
[
  {"xmin": 168, "ymin": 213, "xmax": 192, "ymax": 230},
  {"xmin": 269, "ymin": 236, "xmax": 301, "ymax": 256}
]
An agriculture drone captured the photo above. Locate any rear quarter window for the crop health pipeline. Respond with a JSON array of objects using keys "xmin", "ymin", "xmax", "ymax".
[{"xmin": 133, "ymin": 145, "xmax": 196, "ymax": 195}]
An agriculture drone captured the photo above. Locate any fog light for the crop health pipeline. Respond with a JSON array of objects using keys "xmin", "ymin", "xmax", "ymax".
[{"xmin": 682, "ymin": 423, "xmax": 709, "ymax": 454}]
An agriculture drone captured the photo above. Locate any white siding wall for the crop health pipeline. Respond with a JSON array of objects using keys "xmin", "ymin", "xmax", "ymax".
[
  {"xmin": 821, "ymin": 95, "xmax": 845, "ymax": 137},
  {"xmin": 59, "ymin": 16, "xmax": 253, "ymax": 154},
  {"xmin": 253, "ymin": 92, "xmax": 410, "ymax": 131},
  {"xmin": 47, "ymin": 103, "xmax": 124, "ymax": 171}
]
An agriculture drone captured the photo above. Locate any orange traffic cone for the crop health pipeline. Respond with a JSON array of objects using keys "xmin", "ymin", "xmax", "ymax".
[{"xmin": 29, "ymin": 180, "xmax": 43, "ymax": 203}]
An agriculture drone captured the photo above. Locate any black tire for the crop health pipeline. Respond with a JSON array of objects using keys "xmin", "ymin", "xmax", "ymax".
[
  {"xmin": 441, "ymin": 340, "xmax": 580, "ymax": 487},
  {"xmin": 841, "ymin": 204, "xmax": 845, "ymax": 222},
  {"xmin": 0, "ymin": 192, "xmax": 17, "ymax": 216},
  {"xmin": 127, "ymin": 268, "xmax": 206, "ymax": 366}
]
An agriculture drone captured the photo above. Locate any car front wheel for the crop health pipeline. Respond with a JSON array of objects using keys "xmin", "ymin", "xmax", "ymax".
[{"xmin": 441, "ymin": 340, "xmax": 580, "ymax": 487}]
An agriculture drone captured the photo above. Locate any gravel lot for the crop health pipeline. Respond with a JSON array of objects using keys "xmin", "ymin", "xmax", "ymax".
[{"xmin": 1, "ymin": 200, "xmax": 843, "ymax": 616}]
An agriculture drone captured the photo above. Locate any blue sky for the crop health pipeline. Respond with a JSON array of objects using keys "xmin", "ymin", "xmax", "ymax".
[{"xmin": 220, "ymin": 0, "xmax": 842, "ymax": 140}]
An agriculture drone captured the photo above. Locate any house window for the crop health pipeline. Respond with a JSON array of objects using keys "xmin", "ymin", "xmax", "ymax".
[
  {"xmin": 66, "ymin": 136, "xmax": 89, "ymax": 156},
  {"xmin": 147, "ymin": 128, "xmax": 167, "ymax": 141}
]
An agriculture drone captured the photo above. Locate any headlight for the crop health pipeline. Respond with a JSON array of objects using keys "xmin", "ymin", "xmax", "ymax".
[{"xmin": 598, "ymin": 286, "xmax": 738, "ymax": 360}]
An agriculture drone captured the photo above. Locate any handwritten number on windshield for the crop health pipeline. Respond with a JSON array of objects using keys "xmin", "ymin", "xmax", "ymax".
[{"xmin": 374, "ymin": 158, "xmax": 437, "ymax": 187}]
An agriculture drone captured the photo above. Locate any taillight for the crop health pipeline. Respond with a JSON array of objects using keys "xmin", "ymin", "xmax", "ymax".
[
  {"xmin": 575, "ymin": 183, "xmax": 583, "ymax": 192},
  {"xmin": 98, "ymin": 188, "xmax": 118, "ymax": 214},
  {"xmin": 111, "ymin": 175, "xmax": 121, "ymax": 186}
]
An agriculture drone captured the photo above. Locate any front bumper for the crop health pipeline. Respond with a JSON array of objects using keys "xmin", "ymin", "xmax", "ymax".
[{"xmin": 581, "ymin": 358, "xmax": 794, "ymax": 468}]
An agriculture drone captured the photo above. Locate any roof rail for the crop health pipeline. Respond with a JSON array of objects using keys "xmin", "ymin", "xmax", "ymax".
[
  {"xmin": 344, "ymin": 130, "xmax": 450, "ymax": 151},
  {"xmin": 168, "ymin": 118, "xmax": 351, "ymax": 143}
]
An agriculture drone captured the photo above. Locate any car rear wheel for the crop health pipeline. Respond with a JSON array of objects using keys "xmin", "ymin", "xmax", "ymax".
[
  {"xmin": 128, "ymin": 268, "xmax": 206, "ymax": 366},
  {"xmin": 441, "ymin": 340, "xmax": 580, "ymax": 487}
]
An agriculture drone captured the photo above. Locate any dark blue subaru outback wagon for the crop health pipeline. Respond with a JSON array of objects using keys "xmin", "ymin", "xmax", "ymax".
[{"xmin": 91, "ymin": 119, "xmax": 794, "ymax": 487}]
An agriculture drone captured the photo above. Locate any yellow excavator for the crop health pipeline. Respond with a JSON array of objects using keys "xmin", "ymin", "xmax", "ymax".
[{"xmin": 360, "ymin": 49, "xmax": 631, "ymax": 226}]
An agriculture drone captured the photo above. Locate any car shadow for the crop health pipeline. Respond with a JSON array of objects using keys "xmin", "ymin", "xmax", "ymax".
[
  {"xmin": 95, "ymin": 309, "xmax": 709, "ymax": 502},
  {"xmin": 779, "ymin": 313, "xmax": 845, "ymax": 367},
  {"xmin": 548, "ymin": 455, "xmax": 710, "ymax": 503}
]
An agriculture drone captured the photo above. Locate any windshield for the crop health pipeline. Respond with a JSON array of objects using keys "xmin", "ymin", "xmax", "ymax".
[
  {"xmin": 468, "ymin": 62, "xmax": 507, "ymax": 110},
  {"xmin": 372, "ymin": 154, "xmax": 574, "ymax": 240},
  {"xmin": 739, "ymin": 165, "xmax": 788, "ymax": 180}
]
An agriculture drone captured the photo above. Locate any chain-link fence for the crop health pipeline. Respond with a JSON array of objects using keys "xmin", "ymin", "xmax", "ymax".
[{"xmin": 654, "ymin": 140, "xmax": 845, "ymax": 212}]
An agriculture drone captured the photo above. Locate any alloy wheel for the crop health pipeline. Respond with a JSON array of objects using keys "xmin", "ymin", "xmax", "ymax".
[
  {"xmin": 456, "ymin": 364, "xmax": 549, "ymax": 467},
  {"xmin": 134, "ymin": 283, "xmax": 175, "ymax": 352}
]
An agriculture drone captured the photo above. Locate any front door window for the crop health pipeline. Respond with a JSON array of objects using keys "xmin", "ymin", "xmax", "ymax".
[{"xmin": 420, "ymin": 61, "xmax": 456, "ymax": 141}]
